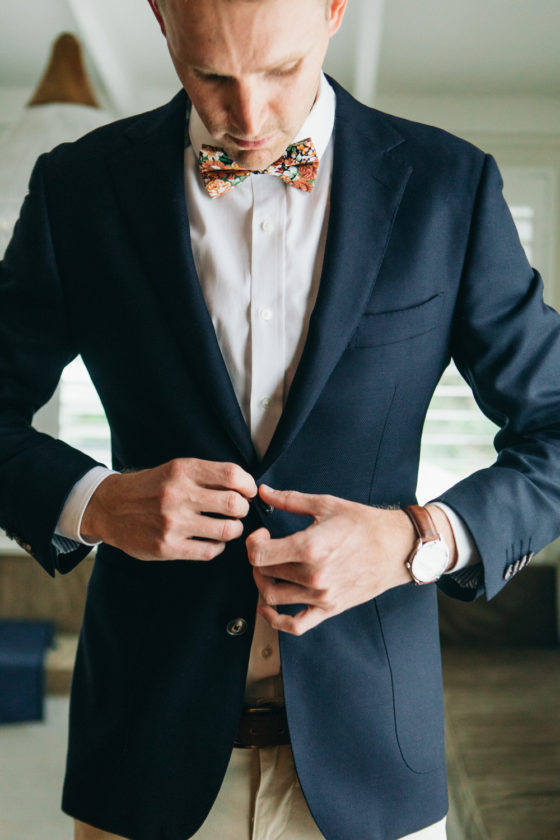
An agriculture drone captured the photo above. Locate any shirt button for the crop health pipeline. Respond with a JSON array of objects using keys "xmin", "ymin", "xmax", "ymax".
[
  {"xmin": 261, "ymin": 397, "xmax": 272, "ymax": 409},
  {"xmin": 259, "ymin": 308, "xmax": 273, "ymax": 322},
  {"xmin": 226, "ymin": 618, "xmax": 248, "ymax": 636},
  {"xmin": 261, "ymin": 646, "xmax": 273, "ymax": 659},
  {"xmin": 261, "ymin": 219, "xmax": 275, "ymax": 234}
]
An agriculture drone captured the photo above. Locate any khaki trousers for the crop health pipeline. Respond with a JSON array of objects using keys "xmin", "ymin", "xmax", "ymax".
[{"xmin": 74, "ymin": 745, "xmax": 447, "ymax": 840}]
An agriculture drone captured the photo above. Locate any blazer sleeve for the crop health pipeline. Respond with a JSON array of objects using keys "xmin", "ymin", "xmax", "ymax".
[
  {"xmin": 436, "ymin": 154, "xmax": 560, "ymax": 602},
  {"xmin": 0, "ymin": 153, "xmax": 106, "ymax": 576}
]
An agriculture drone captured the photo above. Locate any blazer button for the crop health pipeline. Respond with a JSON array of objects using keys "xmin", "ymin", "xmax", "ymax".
[
  {"xmin": 227, "ymin": 618, "xmax": 248, "ymax": 636},
  {"xmin": 504, "ymin": 564, "xmax": 514, "ymax": 581},
  {"xmin": 249, "ymin": 497, "xmax": 274, "ymax": 515}
]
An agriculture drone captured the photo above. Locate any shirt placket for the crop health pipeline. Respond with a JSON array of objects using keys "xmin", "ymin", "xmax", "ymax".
[{"xmin": 249, "ymin": 175, "xmax": 286, "ymax": 459}]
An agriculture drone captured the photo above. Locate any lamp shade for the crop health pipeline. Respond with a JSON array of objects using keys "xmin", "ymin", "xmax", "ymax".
[{"xmin": 0, "ymin": 33, "xmax": 112, "ymax": 256}]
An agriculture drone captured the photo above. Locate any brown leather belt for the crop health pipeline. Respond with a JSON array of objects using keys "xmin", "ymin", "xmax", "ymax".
[{"xmin": 234, "ymin": 705, "xmax": 290, "ymax": 749}]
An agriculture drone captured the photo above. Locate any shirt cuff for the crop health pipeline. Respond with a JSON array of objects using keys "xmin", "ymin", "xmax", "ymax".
[
  {"xmin": 54, "ymin": 466, "xmax": 118, "ymax": 546},
  {"xmin": 430, "ymin": 502, "xmax": 480, "ymax": 572}
]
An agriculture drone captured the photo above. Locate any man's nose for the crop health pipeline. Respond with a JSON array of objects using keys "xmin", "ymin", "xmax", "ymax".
[{"xmin": 229, "ymin": 80, "xmax": 266, "ymax": 138}]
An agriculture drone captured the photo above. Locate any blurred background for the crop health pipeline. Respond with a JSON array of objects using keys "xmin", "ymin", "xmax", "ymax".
[{"xmin": 0, "ymin": 2, "xmax": 559, "ymax": 839}]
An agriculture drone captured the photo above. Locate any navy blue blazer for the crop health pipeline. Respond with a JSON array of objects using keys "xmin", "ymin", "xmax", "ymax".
[{"xmin": 1, "ymin": 78, "xmax": 560, "ymax": 840}]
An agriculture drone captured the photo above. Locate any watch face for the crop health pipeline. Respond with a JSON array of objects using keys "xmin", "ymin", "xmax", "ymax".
[{"xmin": 410, "ymin": 539, "xmax": 450, "ymax": 584}]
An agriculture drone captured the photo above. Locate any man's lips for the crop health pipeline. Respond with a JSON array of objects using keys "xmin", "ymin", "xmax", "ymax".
[{"xmin": 225, "ymin": 134, "xmax": 275, "ymax": 150}]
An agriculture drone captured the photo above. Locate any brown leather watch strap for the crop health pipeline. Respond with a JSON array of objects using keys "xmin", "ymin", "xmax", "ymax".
[{"xmin": 403, "ymin": 504, "xmax": 439, "ymax": 543}]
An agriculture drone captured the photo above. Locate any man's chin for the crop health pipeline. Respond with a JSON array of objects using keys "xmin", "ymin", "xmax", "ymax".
[{"xmin": 222, "ymin": 139, "xmax": 285, "ymax": 172}]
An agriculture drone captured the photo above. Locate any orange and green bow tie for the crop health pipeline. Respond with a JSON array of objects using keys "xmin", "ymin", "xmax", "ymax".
[{"xmin": 198, "ymin": 138, "xmax": 319, "ymax": 199}]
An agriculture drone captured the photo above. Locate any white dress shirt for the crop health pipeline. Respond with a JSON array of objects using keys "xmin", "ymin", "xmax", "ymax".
[{"xmin": 56, "ymin": 73, "xmax": 480, "ymax": 839}]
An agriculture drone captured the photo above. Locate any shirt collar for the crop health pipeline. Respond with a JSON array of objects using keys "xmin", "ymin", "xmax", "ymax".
[{"xmin": 188, "ymin": 72, "xmax": 335, "ymax": 163}]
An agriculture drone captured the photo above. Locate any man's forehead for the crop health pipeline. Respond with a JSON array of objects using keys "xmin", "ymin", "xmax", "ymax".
[
  {"xmin": 163, "ymin": 0, "xmax": 327, "ymax": 70},
  {"xmin": 159, "ymin": 0, "xmax": 329, "ymax": 19},
  {"xmin": 160, "ymin": 0, "xmax": 328, "ymax": 8}
]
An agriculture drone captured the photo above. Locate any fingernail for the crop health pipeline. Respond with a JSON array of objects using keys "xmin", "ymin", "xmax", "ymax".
[{"xmin": 260, "ymin": 484, "xmax": 274, "ymax": 492}]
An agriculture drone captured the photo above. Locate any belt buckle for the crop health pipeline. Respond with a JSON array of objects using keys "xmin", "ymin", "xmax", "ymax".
[
  {"xmin": 244, "ymin": 704, "xmax": 277, "ymax": 715},
  {"xmin": 234, "ymin": 703, "xmax": 288, "ymax": 749}
]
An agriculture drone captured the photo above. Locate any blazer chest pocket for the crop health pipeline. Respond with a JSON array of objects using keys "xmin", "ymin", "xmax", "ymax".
[{"xmin": 349, "ymin": 292, "xmax": 444, "ymax": 349}]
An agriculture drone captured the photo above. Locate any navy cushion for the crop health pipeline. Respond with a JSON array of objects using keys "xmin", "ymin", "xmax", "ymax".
[{"xmin": 0, "ymin": 620, "xmax": 54, "ymax": 723}]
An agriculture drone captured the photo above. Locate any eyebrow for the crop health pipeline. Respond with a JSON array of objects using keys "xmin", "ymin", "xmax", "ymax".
[{"xmin": 192, "ymin": 55, "xmax": 302, "ymax": 76}]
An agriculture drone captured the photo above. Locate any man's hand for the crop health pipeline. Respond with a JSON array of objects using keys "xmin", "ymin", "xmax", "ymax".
[
  {"xmin": 246, "ymin": 485, "xmax": 457, "ymax": 636},
  {"xmin": 80, "ymin": 458, "xmax": 257, "ymax": 561}
]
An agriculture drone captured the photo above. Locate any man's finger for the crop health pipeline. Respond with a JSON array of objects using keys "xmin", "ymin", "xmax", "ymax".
[
  {"xmin": 191, "ymin": 513, "xmax": 244, "ymax": 543},
  {"xmin": 252, "ymin": 561, "xmax": 311, "ymax": 586},
  {"xmin": 183, "ymin": 459, "xmax": 258, "ymax": 499},
  {"xmin": 253, "ymin": 567, "xmax": 324, "ymax": 607},
  {"xmin": 213, "ymin": 461, "xmax": 258, "ymax": 498},
  {"xmin": 196, "ymin": 487, "xmax": 251, "ymax": 519},
  {"xmin": 245, "ymin": 527, "xmax": 271, "ymax": 552},
  {"xmin": 258, "ymin": 484, "xmax": 328, "ymax": 517},
  {"xmin": 172, "ymin": 539, "xmax": 226, "ymax": 562},
  {"xmin": 258, "ymin": 604, "xmax": 328, "ymax": 636},
  {"xmin": 246, "ymin": 529, "xmax": 308, "ymax": 568}
]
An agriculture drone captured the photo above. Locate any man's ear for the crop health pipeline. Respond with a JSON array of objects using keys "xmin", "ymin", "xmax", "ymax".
[
  {"xmin": 327, "ymin": 0, "xmax": 348, "ymax": 37},
  {"xmin": 147, "ymin": 0, "xmax": 167, "ymax": 36}
]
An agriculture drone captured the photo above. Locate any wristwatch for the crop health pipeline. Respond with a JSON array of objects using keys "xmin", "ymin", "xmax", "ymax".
[{"xmin": 403, "ymin": 505, "xmax": 451, "ymax": 585}]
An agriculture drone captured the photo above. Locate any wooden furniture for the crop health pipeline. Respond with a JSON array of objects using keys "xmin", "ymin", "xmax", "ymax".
[{"xmin": 440, "ymin": 566, "xmax": 560, "ymax": 840}]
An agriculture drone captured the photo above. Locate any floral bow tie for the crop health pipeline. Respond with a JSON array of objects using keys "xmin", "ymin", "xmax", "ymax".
[{"xmin": 198, "ymin": 138, "xmax": 319, "ymax": 199}]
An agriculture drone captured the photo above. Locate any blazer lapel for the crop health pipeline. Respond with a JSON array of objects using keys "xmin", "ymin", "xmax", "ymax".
[
  {"xmin": 108, "ymin": 91, "xmax": 258, "ymax": 469},
  {"xmin": 107, "ymin": 84, "xmax": 412, "ymax": 476},
  {"xmin": 258, "ymin": 83, "xmax": 413, "ymax": 475}
]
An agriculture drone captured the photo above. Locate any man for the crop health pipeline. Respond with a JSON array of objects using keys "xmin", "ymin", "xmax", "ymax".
[{"xmin": 1, "ymin": 0, "xmax": 560, "ymax": 838}]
